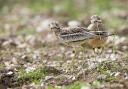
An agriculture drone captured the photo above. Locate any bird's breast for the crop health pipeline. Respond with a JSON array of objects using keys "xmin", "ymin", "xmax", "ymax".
[{"xmin": 87, "ymin": 37, "xmax": 107, "ymax": 48}]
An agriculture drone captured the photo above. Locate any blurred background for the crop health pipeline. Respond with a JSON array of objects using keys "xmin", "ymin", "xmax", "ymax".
[
  {"xmin": 0, "ymin": 0, "xmax": 128, "ymax": 37},
  {"xmin": 0, "ymin": 0, "xmax": 128, "ymax": 88}
]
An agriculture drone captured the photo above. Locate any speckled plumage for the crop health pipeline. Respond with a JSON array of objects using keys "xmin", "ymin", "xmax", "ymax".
[
  {"xmin": 87, "ymin": 15, "xmax": 111, "ymax": 48},
  {"xmin": 49, "ymin": 15, "xmax": 113, "ymax": 49},
  {"xmin": 49, "ymin": 21, "xmax": 97, "ymax": 47}
]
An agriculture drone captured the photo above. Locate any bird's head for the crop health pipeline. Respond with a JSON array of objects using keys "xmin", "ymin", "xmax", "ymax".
[
  {"xmin": 49, "ymin": 21, "xmax": 60, "ymax": 30},
  {"xmin": 90, "ymin": 15, "xmax": 102, "ymax": 24}
]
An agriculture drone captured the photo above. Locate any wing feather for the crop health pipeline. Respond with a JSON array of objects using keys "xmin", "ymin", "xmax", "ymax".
[
  {"xmin": 89, "ymin": 31, "xmax": 113, "ymax": 37},
  {"xmin": 60, "ymin": 27, "xmax": 88, "ymax": 35},
  {"xmin": 59, "ymin": 32, "xmax": 96, "ymax": 42}
]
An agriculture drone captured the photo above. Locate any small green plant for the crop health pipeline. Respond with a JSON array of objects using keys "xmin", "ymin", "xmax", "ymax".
[
  {"xmin": 92, "ymin": 80, "xmax": 101, "ymax": 87},
  {"xmin": 96, "ymin": 63, "xmax": 109, "ymax": 73},
  {"xmin": 64, "ymin": 81, "xmax": 89, "ymax": 89},
  {"xmin": 0, "ymin": 64, "xmax": 5, "ymax": 71},
  {"xmin": 47, "ymin": 85, "xmax": 60, "ymax": 89},
  {"xmin": 105, "ymin": 74, "xmax": 116, "ymax": 82},
  {"xmin": 17, "ymin": 66, "xmax": 47, "ymax": 84},
  {"xmin": 96, "ymin": 63, "xmax": 116, "ymax": 82}
]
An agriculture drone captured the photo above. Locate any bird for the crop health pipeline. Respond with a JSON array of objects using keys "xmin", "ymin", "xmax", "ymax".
[
  {"xmin": 49, "ymin": 21, "xmax": 98, "ymax": 54},
  {"xmin": 49, "ymin": 16, "xmax": 114, "ymax": 56},
  {"xmin": 87, "ymin": 15, "xmax": 114, "ymax": 54},
  {"xmin": 87, "ymin": 15, "xmax": 105, "ymax": 31}
]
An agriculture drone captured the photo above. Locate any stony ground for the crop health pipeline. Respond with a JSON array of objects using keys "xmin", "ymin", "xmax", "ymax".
[{"xmin": 0, "ymin": 1, "xmax": 128, "ymax": 89}]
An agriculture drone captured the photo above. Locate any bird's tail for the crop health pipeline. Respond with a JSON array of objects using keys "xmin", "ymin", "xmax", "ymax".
[{"xmin": 89, "ymin": 31, "xmax": 115, "ymax": 37}]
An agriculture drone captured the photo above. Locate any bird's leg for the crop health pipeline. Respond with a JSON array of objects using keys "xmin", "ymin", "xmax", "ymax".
[
  {"xmin": 92, "ymin": 47, "xmax": 103, "ymax": 60},
  {"xmin": 97, "ymin": 47, "xmax": 102, "ymax": 54},
  {"xmin": 93, "ymin": 48, "xmax": 97, "ymax": 61},
  {"xmin": 80, "ymin": 46, "xmax": 85, "ymax": 60},
  {"xmin": 97, "ymin": 47, "xmax": 104, "ymax": 58},
  {"xmin": 92, "ymin": 48, "xmax": 96, "ymax": 57},
  {"xmin": 93, "ymin": 48, "xmax": 100, "ymax": 55},
  {"xmin": 102, "ymin": 47, "xmax": 106, "ymax": 57},
  {"xmin": 109, "ymin": 35, "xmax": 116, "ymax": 59},
  {"xmin": 71, "ymin": 47, "xmax": 78, "ymax": 72},
  {"xmin": 94, "ymin": 47, "xmax": 103, "ymax": 54}
]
